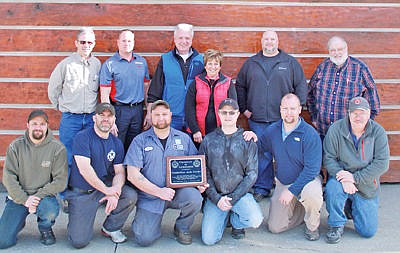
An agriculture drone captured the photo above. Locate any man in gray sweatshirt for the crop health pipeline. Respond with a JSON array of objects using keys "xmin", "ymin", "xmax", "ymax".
[{"xmin": 0, "ymin": 110, "xmax": 68, "ymax": 248}]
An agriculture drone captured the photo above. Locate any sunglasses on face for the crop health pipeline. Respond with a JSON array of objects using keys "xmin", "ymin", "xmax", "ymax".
[
  {"xmin": 79, "ymin": 41, "xmax": 94, "ymax": 45},
  {"xmin": 219, "ymin": 110, "xmax": 238, "ymax": 116}
]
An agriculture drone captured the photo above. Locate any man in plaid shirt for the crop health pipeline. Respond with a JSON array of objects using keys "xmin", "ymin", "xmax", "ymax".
[{"xmin": 307, "ymin": 36, "xmax": 380, "ymax": 138}]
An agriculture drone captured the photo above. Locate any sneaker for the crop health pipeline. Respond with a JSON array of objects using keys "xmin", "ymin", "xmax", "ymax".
[
  {"xmin": 325, "ymin": 226, "xmax": 344, "ymax": 244},
  {"xmin": 231, "ymin": 227, "xmax": 245, "ymax": 240},
  {"xmin": 344, "ymin": 199, "xmax": 353, "ymax": 220},
  {"xmin": 174, "ymin": 226, "xmax": 192, "ymax": 245},
  {"xmin": 101, "ymin": 227, "xmax": 127, "ymax": 243},
  {"xmin": 304, "ymin": 227, "xmax": 320, "ymax": 241},
  {"xmin": 40, "ymin": 229, "xmax": 56, "ymax": 246}
]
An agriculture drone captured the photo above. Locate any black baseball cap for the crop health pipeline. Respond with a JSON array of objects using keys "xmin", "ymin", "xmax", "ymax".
[
  {"xmin": 27, "ymin": 110, "xmax": 49, "ymax": 123},
  {"xmin": 218, "ymin": 98, "xmax": 239, "ymax": 110},
  {"xmin": 95, "ymin": 103, "xmax": 116, "ymax": 115}
]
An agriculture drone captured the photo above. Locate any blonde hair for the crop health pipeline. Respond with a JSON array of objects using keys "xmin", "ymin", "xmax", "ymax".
[{"xmin": 203, "ymin": 49, "xmax": 223, "ymax": 66}]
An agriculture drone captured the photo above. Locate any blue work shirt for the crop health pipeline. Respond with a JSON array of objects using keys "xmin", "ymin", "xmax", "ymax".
[
  {"xmin": 124, "ymin": 127, "xmax": 198, "ymax": 214},
  {"xmin": 100, "ymin": 52, "xmax": 150, "ymax": 104},
  {"xmin": 69, "ymin": 127, "xmax": 125, "ymax": 190}
]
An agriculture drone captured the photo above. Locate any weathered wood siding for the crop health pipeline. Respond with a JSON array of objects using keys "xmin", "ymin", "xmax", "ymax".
[{"xmin": 0, "ymin": 1, "xmax": 399, "ymax": 182}]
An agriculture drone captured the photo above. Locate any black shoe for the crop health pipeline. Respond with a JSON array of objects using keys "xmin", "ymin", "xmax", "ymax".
[
  {"xmin": 231, "ymin": 227, "xmax": 245, "ymax": 240},
  {"xmin": 40, "ymin": 229, "xmax": 56, "ymax": 246},
  {"xmin": 325, "ymin": 226, "xmax": 344, "ymax": 244},
  {"xmin": 174, "ymin": 226, "xmax": 192, "ymax": 245},
  {"xmin": 344, "ymin": 199, "xmax": 353, "ymax": 220},
  {"xmin": 253, "ymin": 190, "xmax": 271, "ymax": 202}
]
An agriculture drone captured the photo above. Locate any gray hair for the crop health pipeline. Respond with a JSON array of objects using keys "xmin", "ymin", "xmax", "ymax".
[
  {"xmin": 327, "ymin": 36, "xmax": 347, "ymax": 50},
  {"xmin": 174, "ymin": 23, "xmax": 194, "ymax": 37},
  {"xmin": 77, "ymin": 27, "xmax": 95, "ymax": 40}
]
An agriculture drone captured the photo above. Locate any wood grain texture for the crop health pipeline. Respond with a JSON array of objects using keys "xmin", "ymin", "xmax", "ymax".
[
  {"xmin": 0, "ymin": 56, "xmax": 398, "ymax": 80},
  {"xmin": 1, "ymin": 30, "xmax": 399, "ymax": 55},
  {"xmin": 0, "ymin": 4, "xmax": 399, "ymax": 28},
  {"xmin": 1, "ymin": 82, "xmax": 397, "ymax": 105}
]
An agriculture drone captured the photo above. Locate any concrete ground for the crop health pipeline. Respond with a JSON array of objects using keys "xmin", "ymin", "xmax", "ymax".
[{"xmin": 1, "ymin": 184, "xmax": 399, "ymax": 253}]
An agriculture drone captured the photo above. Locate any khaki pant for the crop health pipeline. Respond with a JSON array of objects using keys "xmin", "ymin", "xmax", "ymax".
[{"xmin": 268, "ymin": 176, "xmax": 323, "ymax": 233}]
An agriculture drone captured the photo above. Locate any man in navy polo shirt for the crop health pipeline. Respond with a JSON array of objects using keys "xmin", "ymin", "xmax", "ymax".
[
  {"xmin": 125, "ymin": 100, "xmax": 205, "ymax": 246},
  {"xmin": 100, "ymin": 29, "xmax": 150, "ymax": 151},
  {"xmin": 66, "ymin": 103, "xmax": 137, "ymax": 249}
]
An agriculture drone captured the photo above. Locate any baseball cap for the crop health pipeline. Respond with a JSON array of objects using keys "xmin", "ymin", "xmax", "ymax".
[
  {"xmin": 95, "ymin": 103, "xmax": 115, "ymax": 115},
  {"xmin": 218, "ymin": 98, "xmax": 239, "ymax": 110},
  {"xmin": 27, "ymin": 110, "xmax": 49, "ymax": 123},
  {"xmin": 151, "ymin": 100, "xmax": 170, "ymax": 111},
  {"xmin": 348, "ymin": 97, "xmax": 370, "ymax": 112}
]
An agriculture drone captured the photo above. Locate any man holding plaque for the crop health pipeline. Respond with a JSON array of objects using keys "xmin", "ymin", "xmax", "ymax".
[
  {"xmin": 125, "ymin": 100, "xmax": 205, "ymax": 246},
  {"xmin": 199, "ymin": 98, "xmax": 263, "ymax": 245}
]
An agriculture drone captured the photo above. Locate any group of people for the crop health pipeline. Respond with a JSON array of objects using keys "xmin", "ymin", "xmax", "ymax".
[{"xmin": 0, "ymin": 23, "xmax": 389, "ymax": 249}]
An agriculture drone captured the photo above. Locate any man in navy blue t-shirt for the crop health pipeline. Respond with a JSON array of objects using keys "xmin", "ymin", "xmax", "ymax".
[{"xmin": 66, "ymin": 103, "xmax": 137, "ymax": 249}]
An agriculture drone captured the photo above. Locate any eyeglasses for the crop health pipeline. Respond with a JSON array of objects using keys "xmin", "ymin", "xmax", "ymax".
[
  {"xmin": 79, "ymin": 41, "xmax": 94, "ymax": 45},
  {"xmin": 219, "ymin": 110, "xmax": 238, "ymax": 116}
]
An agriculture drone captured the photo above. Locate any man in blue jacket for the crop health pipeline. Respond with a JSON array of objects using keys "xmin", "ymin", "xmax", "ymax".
[
  {"xmin": 259, "ymin": 93, "xmax": 323, "ymax": 241},
  {"xmin": 146, "ymin": 23, "xmax": 204, "ymax": 131}
]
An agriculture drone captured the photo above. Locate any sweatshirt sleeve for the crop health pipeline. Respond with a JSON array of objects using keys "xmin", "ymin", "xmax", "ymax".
[
  {"xmin": 292, "ymin": 58, "xmax": 308, "ymax": 106},
  {"xmin": 353, "ymin": 124, "xmax": 389, "ymax": 185},
  {"xmin": 323, "ymin": 125, "xmax": 345, "ymax": 176},
  {"xmin": 288, "ymin": 129, "xmax": 322, "ymax": 196},
  {"xmin": 3, "ymin": 144, "xmax": 30, "ymax": 205}
]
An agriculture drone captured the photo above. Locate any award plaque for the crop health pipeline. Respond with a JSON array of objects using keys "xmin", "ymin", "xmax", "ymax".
[{"xmin": 166, "ymin": 155, "xmax": 207, "ymax": 188}]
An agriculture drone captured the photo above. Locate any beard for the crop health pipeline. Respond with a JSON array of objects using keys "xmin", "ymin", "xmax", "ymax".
[
  {"xmin": 283, "ymin": 117, "xmax": 296, "ymax": 125},
  {"xmin": 330, "ymin": 52, "xmax": 348, "ymax": 66},
  {"xmin": 32, "ymin": 130, "xmax": 45, "ymax": 140},
  {"xmin": 95, "ymin": 122, "xmax": 112, "ymax": 133},
  {"xmin": 153, "ymin": 121, "xmax": 170, "ymax": 130}
]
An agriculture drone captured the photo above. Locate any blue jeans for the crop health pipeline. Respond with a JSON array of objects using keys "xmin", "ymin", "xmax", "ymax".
[
  {"xmin": 60, "ymin": 112, "xmax": 95, "ymax": 166},
  {"xmin": 114, "ymin": 104, "xmax": 144, "ymax": 152},
  {"xmin": 170, "ymin": 115, "xmax": 186, "ymax": 132},
  {"xmin": 0, "ymin": 196, "xmax": 59, "ymax": 249},
  {"xmin": 201, "ymin": 193, "xmax": 263, "ymax": 245},
  {"xmin": 59, "ymin": 112, "xmax": 94, "ymax": 198},
  {"xmin": 325, "ymin": 177, "xmax": 379, "ymax": 238},
  {"xmin": 65, "ymin": 185, "xmax": 137, "ymax": 249},
  {"xmin": 132, "ymin": 187, "xmax": 202, "ymax": 247},
  {"xmin": 248, "ymin": 119, "xmax": 275, "ymax": 195}
]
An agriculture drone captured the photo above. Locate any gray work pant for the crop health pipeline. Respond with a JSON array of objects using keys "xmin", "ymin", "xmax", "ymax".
[
  {"xmin": 66, "ymin": 185, "xmax": 137, "ymax": 248},
  {"xmin": 132, "ymin": 187, "xmax": 202, "ymax": 247}
]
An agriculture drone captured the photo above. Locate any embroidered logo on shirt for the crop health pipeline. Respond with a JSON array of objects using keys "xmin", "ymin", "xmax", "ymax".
[
  {"xmin": 41, "ymin": 161, "xmax": 51, "ymax": 167},
  {"xmin": 278, "ymin": 66, "xmax": 287, "ymax": 70},
  {"xmin": 134, "ymin": 62, "xmax": 144, "ymax": 65},
  {"xmin": 144, "ymin": 146, "xmax": 153, "ymax": 152},
  {"xmin": 107, "ymin": 150, "xmax": 116, "ymax": 161},
  {"xmin": 294, "ymin": 137, "xmax": 300, "ymax": 142},
  {"xmin": 173, "ymin": 138, "xmax": 184, "ymax": 150}
]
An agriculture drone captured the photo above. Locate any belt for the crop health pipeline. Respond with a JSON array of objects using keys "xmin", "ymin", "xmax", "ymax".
[
  {"xmin": 112, "ymin": 101, "xmax": 143, "ymax": 107},
  {"xmin": 68, "ymin": 186, "xmax": 95, "ymax": 194}
]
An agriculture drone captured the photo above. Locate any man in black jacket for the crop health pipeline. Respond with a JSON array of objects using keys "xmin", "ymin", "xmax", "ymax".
[{"xmin": 199, "ymin": 99, "xmax": 263, "ymax": 245}]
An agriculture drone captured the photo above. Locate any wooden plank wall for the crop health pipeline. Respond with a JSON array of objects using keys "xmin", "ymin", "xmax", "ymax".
[{"xmin": 0, "ymin": 1, "xmax": 399, "ymax": 182}]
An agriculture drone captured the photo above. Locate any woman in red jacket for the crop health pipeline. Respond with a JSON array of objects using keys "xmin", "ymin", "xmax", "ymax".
[{"xmin": 185, "ymin": 49, "xmax": 237, "ymax": 145}]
